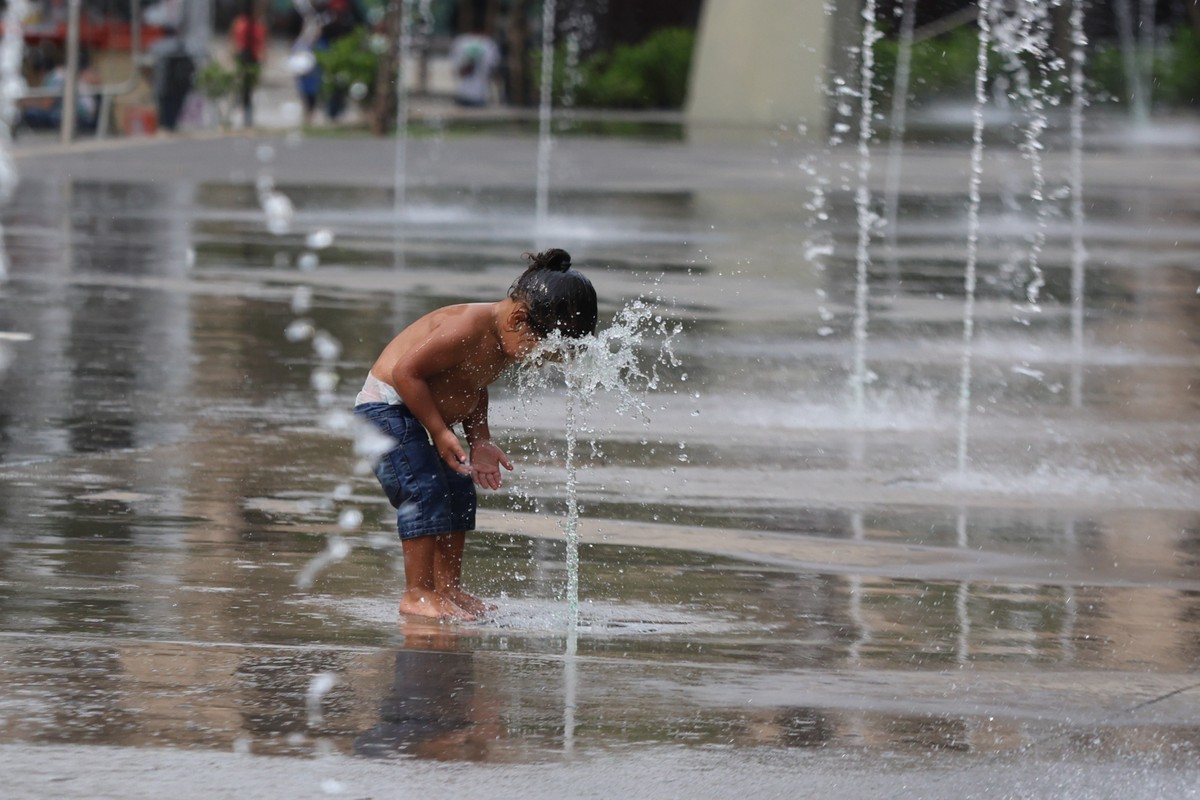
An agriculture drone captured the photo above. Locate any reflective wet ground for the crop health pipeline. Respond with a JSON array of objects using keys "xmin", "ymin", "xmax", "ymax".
[{"xmin": 1, "ymin": 129, "xmax": 1199, "ymax": 794}]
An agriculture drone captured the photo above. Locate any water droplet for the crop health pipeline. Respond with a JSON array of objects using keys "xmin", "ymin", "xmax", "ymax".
[
  {"xmin": 292, "ymin": 285, "xmax": 313, "ymax": 314},
  {"xmin": 310, "ymin": 369, "xmax": 339, "ymax": 393},
  {"xmin": 260, "ymin": 190, "xmax": 294, "ymax": 235},
  {"xmin": 288, "ymin": 51, "xmax": 317, "ymax": 75},
  {"xmin": 285, "ymin": 320, "xmax": 314, "ymax": 342},
  {"xmin": 306, "ymin": 229, "xmax": 334, "ymax": 250},
  {"xmin": 305, "ymin": 672, "xmax": 337, "ymax": 725},
  {"xmin": 312, "ymin": 330, "xmax": 342, "ymax": 361},
  {"xmin": 297, "ymin": 252, "xmax": 320, "ymax": 271}
]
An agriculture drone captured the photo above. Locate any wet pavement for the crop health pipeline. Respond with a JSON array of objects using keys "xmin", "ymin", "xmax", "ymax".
[{"xmin": 1, "ymin": 125, "xmax": 1199, "ymax": 797}]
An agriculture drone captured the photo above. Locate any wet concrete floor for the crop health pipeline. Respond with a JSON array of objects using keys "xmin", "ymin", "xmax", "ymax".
[{"xmin": 1, "ymin": 129, "xmax": 1199, "ymax": 796}]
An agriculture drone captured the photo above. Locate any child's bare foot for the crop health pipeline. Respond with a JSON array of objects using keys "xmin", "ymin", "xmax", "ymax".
[
  {"xmin": 399, "ymin": 589, "xmax": 475, "ymax": 621},
  {"xmin": 442, "ymin": 588, "xmax": 496, "ymax": 617}
]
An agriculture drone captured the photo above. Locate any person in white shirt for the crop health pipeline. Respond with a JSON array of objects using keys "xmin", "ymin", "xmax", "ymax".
[{"xmin": 450, "ymin": 29, "xmax": 500, "ymax": 107}]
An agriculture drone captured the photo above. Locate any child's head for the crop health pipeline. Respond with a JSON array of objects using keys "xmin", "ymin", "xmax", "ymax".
[{"xmin": 508, "ymin": 249, "xmax": 598, "ymax": 340}]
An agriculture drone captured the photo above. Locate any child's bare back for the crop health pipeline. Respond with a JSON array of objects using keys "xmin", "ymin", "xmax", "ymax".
[
  {"xmin": 371, "ymin": 303, "xmax": 513, "ymax": 428},
  {"xmin": 352, "ymin": 249, "xmax": 599, "ymax": 620}
]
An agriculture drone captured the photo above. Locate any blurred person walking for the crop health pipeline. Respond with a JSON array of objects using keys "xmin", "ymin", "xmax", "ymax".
[
  {"xmin": 144, "ymin": 0, "xmax": 195, "ymax": 132},
  {"xmin": 230, "ymin": 0, "xmax": 268, "ymax": 128}
]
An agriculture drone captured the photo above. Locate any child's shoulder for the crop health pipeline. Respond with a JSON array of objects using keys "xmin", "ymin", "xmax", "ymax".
[{"xmin": 408, "ymin": 302, "xmax": 494, "ymax": 338}]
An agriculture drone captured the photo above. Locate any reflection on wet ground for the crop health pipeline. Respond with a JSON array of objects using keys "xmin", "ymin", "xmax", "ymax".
[{"xmin": 1, "ymin": 134, "xmax": 1199, "ymax": 784}]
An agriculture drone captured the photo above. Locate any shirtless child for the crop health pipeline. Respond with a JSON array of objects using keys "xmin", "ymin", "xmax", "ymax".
[{"xmin": 354, "ymin": 249, "xmax": 598, "ymax": 620}]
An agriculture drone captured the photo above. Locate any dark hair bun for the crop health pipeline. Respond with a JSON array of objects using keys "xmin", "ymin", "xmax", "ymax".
[
  {"xmin": 509, "ymin": 248, "xmax": 597, "ymax": 339},
  {"xmin": 528, "ymin": 248, "xmax": 572, "ymax": 272}
]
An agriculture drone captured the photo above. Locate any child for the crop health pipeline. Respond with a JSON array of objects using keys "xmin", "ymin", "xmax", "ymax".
[{"xmin": 354, "ymin": 249, "xmax": 598, "ymax": 620}]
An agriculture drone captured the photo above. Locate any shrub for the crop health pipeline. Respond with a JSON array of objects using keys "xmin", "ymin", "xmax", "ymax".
[
  {"xmin": 572, "ymin": 27, "xmax": 696, "ymax": 110},
  {"xmin": 316, "ymin": 29, "xmax": 380, "ymax": 102},
  {"xmin": 874, "ymin": 23, "xmax": 1200, "ymax": 110},
  {"xmin": 873, "ymin": 27, "xmax": 993, "ymax": 105}
]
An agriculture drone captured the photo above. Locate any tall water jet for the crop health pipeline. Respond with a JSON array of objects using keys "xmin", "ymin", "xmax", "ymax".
[
  {"xmin": 882, "ymin": 0, "xmax": 917, "ymax": 277},
  {"xmin": 1112, "ymin": 0, "xmax": 1149, "ymax": 124},
  {"xmin": 988, "ymin": 0, "xmax": 1059, "ymax": 308},
  {"xmin": 558, "ymin": 0, "xmax": 594, "ymax": 128},
  {"xmin": 534, "ymin": 0, "xmax": 558, "ymax": 247},
  {"xmin": 392, "ymin": 0, "xmax": 413, "ymax": 225},
  {"xmin": 1136, "ymin": 0, "xmax": 1156, "ymax": 119},
  {"xmin": 1068, "ymin": 0, "xmax": 1089, "ymax": 407},
  {"xmin": 517, "ymin": 300, "xmax": 681, "ymax": 634},
  {"xmin": 0, "ymin": 0, "xmax": 31, "ymax": 285},
  {"xmin": 388, "ymin": 0, "xmax": 414, "ymax": 271},
  {"xmin": 850, "ymin": 0, "xmax": 882, "ymax": 416},
  {"xmin": 957, "ymin": 0, "xmax": 993, "ymax": 474}
]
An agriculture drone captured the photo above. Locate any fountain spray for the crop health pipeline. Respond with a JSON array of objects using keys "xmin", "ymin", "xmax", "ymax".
[{"xmin": 957, "ymin": 0, "xmax": 994, "ymax": 474}]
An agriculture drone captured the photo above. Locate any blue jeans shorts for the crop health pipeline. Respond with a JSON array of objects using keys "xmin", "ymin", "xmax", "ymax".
[{"xmin": 354, "ymin": 402, "xmax": 476, "ymax": 540}]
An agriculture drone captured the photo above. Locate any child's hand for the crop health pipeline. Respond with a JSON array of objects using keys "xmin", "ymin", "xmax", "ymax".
[
  {"xmin": 435, "ymin": 430, "xmax": 471, "ymax": 476},
  {"xmin": 469, "ymin": 440, "xmax": 514, "ymax": 490}
]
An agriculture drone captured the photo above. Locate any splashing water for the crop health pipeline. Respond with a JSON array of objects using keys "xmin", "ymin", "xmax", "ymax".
[
  {"xmin": 516, "ymin": 298, "xmax": 683, "ymax": 632},
  {"xmin": 989, "ymin": 0, "xmax": 1062, "ymax": 309},
  {"xmin": 258, "ymin": 176, "xmax": 295, "ymax": 236},
  {"xmin": 296, "ymin": 535, "xmax": 352, "ymax": 590},
  {"xmin": 305, "ymin": 672, "xmax": 338, "ymax": 726}
]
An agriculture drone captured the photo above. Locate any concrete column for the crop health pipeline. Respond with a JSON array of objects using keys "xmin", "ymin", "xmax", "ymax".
[{"xmin": 686, "ymin": 0, "xmax": 860, "ymax": 136}]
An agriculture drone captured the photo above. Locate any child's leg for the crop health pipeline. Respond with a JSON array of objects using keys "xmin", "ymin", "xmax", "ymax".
[
  {"xmin": 400, "ymin": 534, "xmax": 474, "ymax": 620},
  {"xmin": 434, "ymin": 532, "xmax": 496, "ymax": 615}
]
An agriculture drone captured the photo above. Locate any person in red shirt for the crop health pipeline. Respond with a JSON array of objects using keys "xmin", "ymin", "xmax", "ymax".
[{"xmin": 230, "ymin": 1, "xmax": 268, "ymax": 127}]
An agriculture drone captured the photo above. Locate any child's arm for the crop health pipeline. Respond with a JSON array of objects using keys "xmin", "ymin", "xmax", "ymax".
[{"xmin": 463, "ymin": 387, "xmax": 513, "ymax": 490}]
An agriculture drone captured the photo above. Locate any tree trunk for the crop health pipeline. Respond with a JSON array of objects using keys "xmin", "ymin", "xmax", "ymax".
[
  {"xmin": 1188, "ymin": 0, "xmax": 1200, "ymax": 39},
  {"xmin": 372, "ymin": 0, "xmax": 403, "ymax": 136}
]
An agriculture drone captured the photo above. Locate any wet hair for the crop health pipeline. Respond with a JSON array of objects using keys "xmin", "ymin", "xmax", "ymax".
[{"xmin": 508, "ymin": 249, "xmax": 598, "ymax": 339}]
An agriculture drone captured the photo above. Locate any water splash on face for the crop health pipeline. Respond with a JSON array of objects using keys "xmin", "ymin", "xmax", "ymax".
[{"xmin": 514, "ymin": 298, "xmax": 683, "ymax": 632}]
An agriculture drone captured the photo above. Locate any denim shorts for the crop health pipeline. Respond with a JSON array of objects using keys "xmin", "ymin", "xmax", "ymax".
[{"xmin": 353, "ymin": 402, "xmax": 476, "ymax": 540}]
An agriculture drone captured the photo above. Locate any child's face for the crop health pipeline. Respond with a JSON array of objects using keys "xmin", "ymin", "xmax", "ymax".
[{"xmin": 500, "ymin": 307, "xmax": 543, "ymax": 360}]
